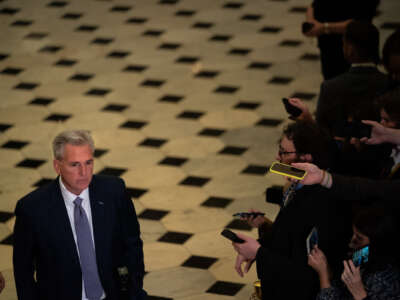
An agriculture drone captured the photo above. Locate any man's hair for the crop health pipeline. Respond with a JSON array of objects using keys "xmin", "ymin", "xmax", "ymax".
[
  {"xmin": 283, "ymin": 121, "xmax": 334, "ymax": 169},
  {"xmin": 344, "ymin": 20, "xmax": 380, "ymax": 64},
  {"xmin": 379, "ymin": 87, "xmax": 400, "ymax": 128},
  {"xmin": 52, "ymin": 130, "xmax": 94, "ymax": 160},
  {"xmin": 382, "ymin": 29, "xmax": 400, "ymax": 70}
]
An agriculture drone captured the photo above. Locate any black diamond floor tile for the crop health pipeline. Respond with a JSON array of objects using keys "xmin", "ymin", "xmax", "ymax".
[
  {"xmin": 0, "ymin": 7, "xmax": 20, "ymax": 15},
  {"xmin": 228, "ymin": 48, "xmax": 251, "ymax": 55},
  {"xmin": 177, "ymin": 110, "xmax": 204, "ymax": 119},
  {"xmin": 182, "ymin": 255, "xmax": 218, "ymax": 269},
  {"xmin": 126, "ymin": 187, "xmax": 148, "ymax": 199},
  {"xmin": 138, "ymin": 209, "xmax": 169, "ymax": 221},
  {"xmin": 0, "ymin": 211, "xmax": 15, "ymax": 222},
  {"xmin": 159, "ymin": 94, "xmax": 184, "ymax": 103},
  {"xmin": 139, "ymin": 138, "xmax": 167, "ymax": 148},
  {"xmin": 241, "ymin": 14, "xmax": 262, "ymax": 21},
  {"xmin": 234, "ymin": 101, "xmax": 260, "ymax": 110},
  {"xmin": 39, "ymin": 45, "xmax": 63, "ymax": 53},
  {"xmin": 107, "ymin": 50, "xmax": 131, "ymax": 58},
  {"xmin": 159, "ymin": 0, "xmax": 179, "ymax": 4},
  {"xmin": 142, "ymin": 30, "xmax": 164, "ymax": 37},
  {"xmin": 1, "ymin": 67, "xmax": 23, "ymax": 75},
  {"xmin": 69, "ymin": 73, "xmax": 93, "ymax": 81},
  {"xmin": 85, "ymin": 88, "xmax": 111, "ymax": 96},
  {"xmin": 14, "ymin": 82, "xmax": 39, "ymax": 90},
  {"xmin": 44, "ymin": 113, "xmax": 71, "ymax": 122},
  {"xmin": 290, "ymin": 92, "xmax": 316, "ymax": 101},
  {"xmin": 268, "ymin": 76, "xmax": 293, "ymax": 84},
  {"xmin": 0, "ymin": 124, "xmax": 13, "ymax": 133},
  {"xmin": 91, "ymin": 37, "xmax": 114, "ymax": 45},
  {"xmin": 259, "ymin": 26, "xmax": 282, "ymax": 33},
  {"xmin": 300, "ymin": 53, "xmax": 320, "ymax": 61},
  {"xmin": 214, "ymin": 85, "xmax": 239, "ymax": 94},
  {"xmin": 126, "ymin": 17, "xmax": 148, "ymax": 24},
  {"xmin": 158, "ymin": 231, "xmax": 193, "ymax": 244},
  {"xmin": 192, "ymin": 22, "xmax": 213, "ymax": 29},
  {"xmin": 280, "ymin": 39, "xmax": 302, "ymax": 47},
  {"xmin": 47, "ymin": 1, "xmax": 68, "ymax": 7},
  {"xmin": 158, "ymin": 156, "xmax": 188, "ymax": 166},
  {"xmin": 256, "ymin": 118, "xmax": 283, "ymax": 127},
  {"xmin": 120, "ymin": 120, "xmax": 147, "ymax": 129},
  {"xmin": 29, "ymin": 97, "xmax": 55, "ymax": 106},
  {"xmin": 123, "ymin": 64, "xmax": 148, "ymax": 72},
  {"xmin": 175, "ymin": 10, "xmax": 196, "ymax": 16},
  {"xmin": 223, "ymin": 2, "xmax": 244, "ymax": 9},
  {"xmin": 201, "ymin": 196, "xmax": 233, "ymax": 208},
  {"xmin": 54, "ymin": 58, "xmax": 77, "ymax": 66},
  {"xmin": 175, "ymin": 56, "xmax": 199, "ymax": 64},
  {"xmin": 1, "ymin": 140, "xmax": 29, "ymax": 149},
  {"xmin": 195, "ymin": 70, "xmax": 219, "ymax": 78},
  {"xmin": 110, "ymin": 5, "xmax": 132, "ymax": 12},
  {"xmin": 209, "ymin": 34, "xmax": 232, "ymax": 42},
  {"xmin": 241, "ymin": 164, "xmax": 268, "ymax": 175},
  {"xmin": 11, "ymin": 20, "xmax": 33, "ymax": 27},
  {"xmin": 219, "ymin": 146, "xmax": 247, "ymax": 155},
  {"xmin": 97, "ymin": 167, "xmax": 127, "ymax": 177},
  {"xmin": 206, "ymin": 281, "xmax": 245, "ymax": 296},
  {"xmin": 140, "ymin": 79, "xmax": 165, "ymax": 87},
  {"xmin": 225, "ymin": 219, "xmax": 253, "ymax": 231},
  {"xmin": 0, "ymin": 234, "xmax": 13, "ymax": 245},
  {"xmin": 24, "ymin": 32, "xmax": 48, "ymax": 39},
  {"xmin": 147, "ymin": 296, "xmax": 173, "ymax": 300},
  {"xmin": 179, "ymin": 176, "xmax": 210, "ymax": 187},
  {"xmin": 0, "ymin": 54, "xmax": 9, "ymax": 61},
  {"xmin": 198, "ymin": 128, "xmax": 225, "ymax": 137},
  {"xmin": 16, "ymin": 159, "xmax": 46, "ymax": 169},
  {"xmin": 76, "ymin": 25, "xmax": 98, "ymax": 32},
  {"xmin": 33, "ymin": 178, "xmax": 54, "ymax": 187},
  {"xmin": 62, "ymin": 12, "xmax": 83, "ymax": 19},
  {"xmin": 93, "ymin": 148, "xmax": 108, "ymax": 158},
  {"xmin": 102, "ymin": 104, "xmax": 128, "ymax": 112},
  {"xmin": 289, "ymin": 6, "xmax": 307, "ymax": 13},
  {"xmin": 248, "ymin": 62, "xmax": 271, "ymax": 70},
  {"xmin": 159, "ymin": 43, "xmax": 181, "ymax": 50}
]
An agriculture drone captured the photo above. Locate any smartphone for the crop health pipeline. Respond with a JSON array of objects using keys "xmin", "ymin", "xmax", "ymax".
[
  {"xmin": 352, "ymin": 245, "xmax": 369, "ymax": 267},
  {"xmin": 306, "ymin": 227, "xmax": 318, "ymax": 255},
  {"xmin": 302, "ymin": 22, "xmax": 314, "ymax": 34},
  {"xmin": 233, "ymin": 212, "xmax": 265, "ymax": 218},
  {"xmin": 269, "ymin": 162, "xmax": 307, "ymax": 180},
  {"xmin": 282, "ymin": 98, "xmax": 302, "ymax": 118},
  {"xmin": 220, "ymin": 229, "xmax": 245, "ymax": 243}
]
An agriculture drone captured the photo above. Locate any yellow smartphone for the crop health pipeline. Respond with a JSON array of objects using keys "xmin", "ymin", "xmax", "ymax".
[{"xmin": 269, "ymin": 162, "xmax": 306, "ymax": 180}]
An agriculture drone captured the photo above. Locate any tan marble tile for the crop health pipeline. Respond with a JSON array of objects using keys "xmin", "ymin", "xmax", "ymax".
[
  {"xmin": 209, "ymin": 256, "xmax": 258, "ymax": 284},
  {"xmin": 0, "ymin": 149, "xmax": 23, "ymax": 169},
  {"xmin": 139, "ymin": 219, "xmax": 167, "ymax": 243},
  {"xmin": 0, "ymin": 245, "xmax": 13, "ymax": 270},
  {"xmin": 163, "ymin": 136, "xmax": 224, "ymax": 159},
  {"xmin": 143, "ymin": 242, "xmax": 190, "ymax": 271},
  {"xmin": 0, "ymin": 268, "xmax": 17, "ymax": 300},
  {"xmin": 200, "ymin": 110, "xmax": 259, "ymax": 129},
  {"xmin": 122, "ymin": 165, "xmax": 186, "ymax": 188}
]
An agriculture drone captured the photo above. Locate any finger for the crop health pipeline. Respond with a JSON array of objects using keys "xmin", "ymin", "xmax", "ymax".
[
  {"xmin": 235, "ymin": 256, "xmax": 244, "ymax": 277},
  {"xmin": 348, "ymin": 260, "xmax": 357, "ymax": 273},
  {"xmin": 244, "ymin": 260, "xmax": 253, "ymax": 273},
  {"xmin": 343, "ymin": 260, "xmax": 352, "ymax": 275},
  {"xmin": 361, "ymin": 120, "xmax": 378, "ymax": 126}
]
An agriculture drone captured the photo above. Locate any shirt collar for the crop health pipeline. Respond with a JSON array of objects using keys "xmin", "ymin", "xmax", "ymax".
[{"xmin": 59, "ymin": 176, "xmax": 89, "ymax": 205}]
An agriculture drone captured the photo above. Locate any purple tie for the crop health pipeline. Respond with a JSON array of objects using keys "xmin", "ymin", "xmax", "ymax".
[{"xmin": 74, "ymin": 197, "xmax": 104, "ymax": 300}]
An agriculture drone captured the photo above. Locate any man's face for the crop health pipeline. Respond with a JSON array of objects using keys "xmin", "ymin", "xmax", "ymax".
[
  {"xmin": 349, "ymin": 225, "xmax": 370, "ymax": 250},
  {"xmin": 276, "ymin": 135, "xmax": 298, "ymax": 164},
  {"xmin": 53, "ymin": 144, "xmax": 94, "ymax": 195}
]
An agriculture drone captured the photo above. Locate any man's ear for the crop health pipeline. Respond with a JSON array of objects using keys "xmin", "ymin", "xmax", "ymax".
[
  {"xmin": 299, "ymin": 153, "xmax": 313, "ymax": 163},
  {"xmin": 53, "ymin": 159, "xmax": 61, "ymax": 175}
]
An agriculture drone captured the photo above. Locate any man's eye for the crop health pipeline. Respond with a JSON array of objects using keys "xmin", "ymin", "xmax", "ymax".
[
  {"xmin": 71, "ymin": 163, "xmax": 79, "ymax": 167},
  {"xmin": 86, "ymin": 160, "xmax": 93, "ymax": 165}
]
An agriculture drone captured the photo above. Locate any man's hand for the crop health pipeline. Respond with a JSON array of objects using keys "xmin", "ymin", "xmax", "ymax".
[
  {"xmin": 341, "ymin": 260, "xmax": 367, "ymax": 300},
  {"xmin": 360, "ymin": 120, "xmax": 391, "ymax": 145},
  {"xmin": 241, "ymin": 209, "xmax": 267, "ymax": 228},
  {"xmin": 304, "ymin": 20, "xmax": 324, "ymax": 37},
  {"xmin": 232, "ymin": 233, "xmax": 261, "ymax": 261},
  {"xmin": 0, "ymin": 271, "xmax": 5, "ymax": 293},
  {"xmin": 235, "ymin": 253, "xmax": 255, "ymax": 277},
  {"xmin": 291, "ymin": 162, "xmax": 324, "ymax": 186},
  {"xmin": 288, "ymin": 98, "xmax": 314, "ymax": 122}
]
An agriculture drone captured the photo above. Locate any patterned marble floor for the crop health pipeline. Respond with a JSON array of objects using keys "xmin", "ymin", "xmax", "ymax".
[{"xmin": 0, "ymin": 0, "xmax": 399, "ymax": 299}]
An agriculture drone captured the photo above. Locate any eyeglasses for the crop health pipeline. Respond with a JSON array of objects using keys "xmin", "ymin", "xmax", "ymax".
[{"xmin": 278, "ymin": 146, "xmax": 297, "ymax": 156}]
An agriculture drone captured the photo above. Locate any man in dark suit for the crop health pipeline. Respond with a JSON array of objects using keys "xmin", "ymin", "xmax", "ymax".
[
  {"xmin": 13, "ymin": 130, "xmax": 147, "ymax": 300},
  {"xmin": 315, "ymin": 21, "xmax": 389, "ymax": 134}
]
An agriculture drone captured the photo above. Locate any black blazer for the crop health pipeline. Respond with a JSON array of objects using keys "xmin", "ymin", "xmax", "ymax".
[{"xmin": 13, "ymin": 175, "xmax": 146, "ymax": 300}]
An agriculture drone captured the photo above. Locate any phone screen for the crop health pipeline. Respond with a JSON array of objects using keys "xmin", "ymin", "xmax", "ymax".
[
  {"xmin": 269, "ymin": 162, "xmax": 306, "ymax": 180},
  {"xmin": 352, "ymin": 245, "xmax": 369, "ymax": 267}
]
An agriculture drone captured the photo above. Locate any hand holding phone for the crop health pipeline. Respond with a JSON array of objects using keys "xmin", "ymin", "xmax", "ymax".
[
  {"xmin": 302, "ymin": 22, "xmax": 314, "ymax": 34},
  {"xmin": 352, "ymin": 246, "xmax": 369, "ymax": 267},
  {"xmin": 282, "ymin": 98, "xmax": 303, "ymax": 118},
  {"xmin": 269, "ymin": 162, "xmax": 307, "ymax": 180},
  {"xmin": 221, "ymin": 229, "xmax": 245, "ymax": 243}
]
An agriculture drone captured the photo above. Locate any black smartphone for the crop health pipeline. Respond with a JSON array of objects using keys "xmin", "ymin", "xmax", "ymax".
[
  {"xmin": 233, "ymin": 212, "xmax": 265, "ymax": 218},
  {"xmin": 221, "ymin": 229, "xmax": 245, "ymax": 243},
  {"xmin": 302, "ymin": 22, "xmax": 314, "ymax": 34},
  {"xmin": 269, "ymin": 162, "xmax": 307, "ymax": 180},
  {"xmin": 352, "ymin": 245, "xmax": 369, "ymax": 267},
  {"xmin": 282, "ymin": 98, "xmax": 302, "ymax": 118}
]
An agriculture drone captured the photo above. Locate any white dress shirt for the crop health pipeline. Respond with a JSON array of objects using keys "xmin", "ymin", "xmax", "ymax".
[{"xmin": 59, "ymin": 177, "xmax": 105, "ymax": 300}]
